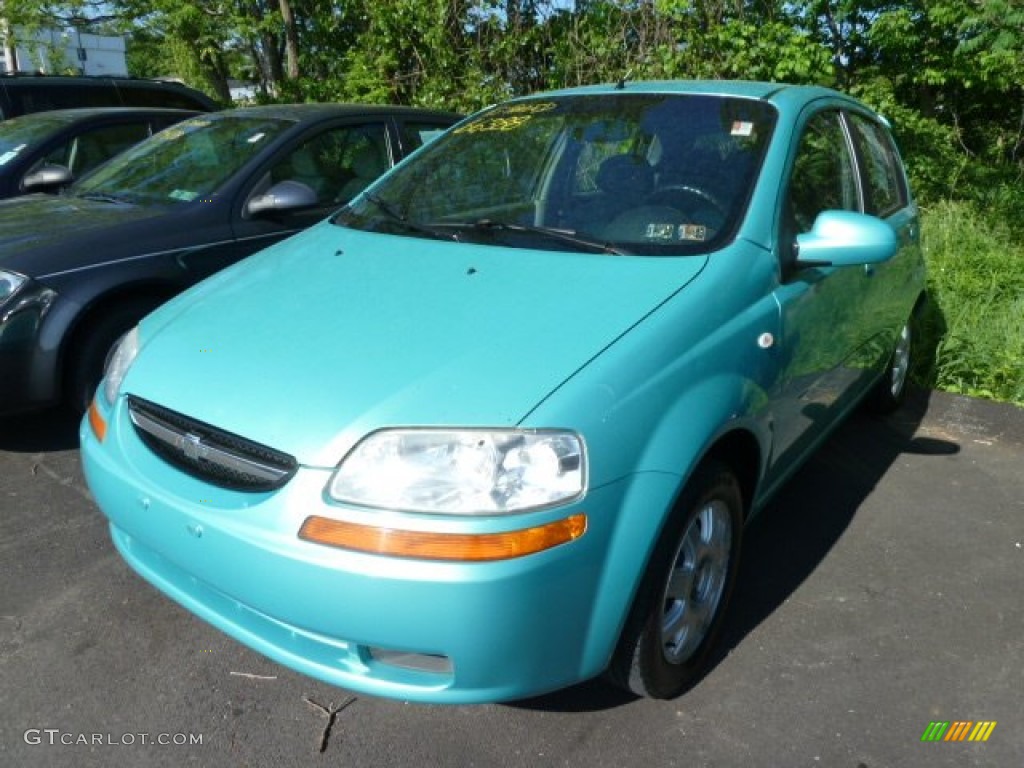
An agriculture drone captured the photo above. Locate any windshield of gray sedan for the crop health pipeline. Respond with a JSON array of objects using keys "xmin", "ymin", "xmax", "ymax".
[
  {"xmin": 335, "ymin": 93, "xmax": 776, "ymax": 255},
  {"xmin": 71, "ymin": 115, "xmax": 295, "ymax": 204}
]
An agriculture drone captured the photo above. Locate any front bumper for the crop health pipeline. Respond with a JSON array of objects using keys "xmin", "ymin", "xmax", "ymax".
[{"xmin": 81, "ymin": 395, "xmax": 680, "ymax": 703}]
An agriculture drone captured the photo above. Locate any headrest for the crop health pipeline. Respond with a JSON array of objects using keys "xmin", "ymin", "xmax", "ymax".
[{"xmin": 595, "ymin": 155, "xmax": 654, "ymax": 198}]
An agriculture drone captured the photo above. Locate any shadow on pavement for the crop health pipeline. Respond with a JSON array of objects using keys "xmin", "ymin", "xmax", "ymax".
[
  {"xmin": 513, "ymin": 388, "xmax": 959, "ymax": 713},
  {"xmin": 0, "ymin": 407, "xmax": 82, "ymax": 452},
  {"xmin": 719, "ymin": 388, "xmax": 958, "ymax": 660}
]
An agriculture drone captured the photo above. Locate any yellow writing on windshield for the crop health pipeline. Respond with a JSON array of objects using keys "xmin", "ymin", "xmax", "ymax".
[{"xmin": 453, "ymin": 114, "xmax": 532, "ymax": 135}]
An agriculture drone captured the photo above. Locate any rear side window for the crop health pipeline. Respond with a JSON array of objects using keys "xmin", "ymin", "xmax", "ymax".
[
  {"xmin": 10, "ymin": 83, "xmax": 119, "ymax": 114},
  {"xmin": 116, "ymin": 84, "xmax": 213, "ymax": 111},
  {"xmin": 848, "ymin": 113, "xmax": 906, "ymax": 217}
]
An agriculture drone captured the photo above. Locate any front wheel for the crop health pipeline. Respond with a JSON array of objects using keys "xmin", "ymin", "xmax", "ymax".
[{"xmin": 607, "ymin": 461, "xmax": 743, "ymax": 699}]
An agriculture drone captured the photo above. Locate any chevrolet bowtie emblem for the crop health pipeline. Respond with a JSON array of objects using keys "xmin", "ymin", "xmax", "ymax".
[{"xmin": 182, "ymin": 432, "xmax": 208, "ymax": 461}]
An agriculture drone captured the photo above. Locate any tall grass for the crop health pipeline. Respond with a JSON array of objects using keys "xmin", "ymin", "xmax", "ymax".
[{"xmin": 915, "ymin": 200, "xmax": 1024, "ymax": 405}]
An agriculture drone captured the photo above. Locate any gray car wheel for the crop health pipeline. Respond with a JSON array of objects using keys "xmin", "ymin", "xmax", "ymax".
[
  {"xmin": 870, "ymin": 316, "xmax": 913, "ymax": 413},
  {"xmin": 607, "ymin": 460, "xmax": 743, "ymax": 699}
]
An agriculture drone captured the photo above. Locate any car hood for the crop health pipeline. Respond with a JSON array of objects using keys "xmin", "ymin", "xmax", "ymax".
[
  {"xmin": 0, "ymin": 194, "xmax": 166, "ymax": 273},
  {"xmin": 126, "ymin": 222, "xmax": 708, "ymax": 468}
]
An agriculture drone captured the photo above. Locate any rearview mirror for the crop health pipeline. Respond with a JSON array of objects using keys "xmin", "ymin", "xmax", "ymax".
[
  {"xmin": 246, "ymin": 180, "xmax": 318, "ymax": 217},
  {"xmin": 795, "ymin": 211, "xmax": 897, "ymax": 268}
]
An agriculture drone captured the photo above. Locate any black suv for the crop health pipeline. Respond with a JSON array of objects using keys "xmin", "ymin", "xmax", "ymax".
[{"xmin": 0, "ymin": 73, "xmax": 219, "ymax": 119}]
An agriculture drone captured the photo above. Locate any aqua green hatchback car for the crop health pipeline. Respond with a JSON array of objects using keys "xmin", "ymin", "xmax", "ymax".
[{"xmin": 82, "ymin": 81, "xmax": 925, "ymax": 704}]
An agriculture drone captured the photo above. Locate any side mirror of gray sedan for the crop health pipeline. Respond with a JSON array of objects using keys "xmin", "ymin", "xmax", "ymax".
[
  {"xmin": 246, "ymin": 180, "xmax": 319, "ymax": 217},
  {"xmin": 22, "ymin": 164, "xmax": 74, "ymax": 192}
]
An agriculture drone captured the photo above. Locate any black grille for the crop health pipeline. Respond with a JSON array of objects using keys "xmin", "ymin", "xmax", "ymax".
[{"xmin": 127, "ymin": 396, "xmax": 297, "ymax": 492}]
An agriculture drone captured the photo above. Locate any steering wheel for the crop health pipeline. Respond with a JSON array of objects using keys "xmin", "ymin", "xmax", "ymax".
[{"xmin": 645, "ymin": 184, "xmax": 728, "ymax": 220}]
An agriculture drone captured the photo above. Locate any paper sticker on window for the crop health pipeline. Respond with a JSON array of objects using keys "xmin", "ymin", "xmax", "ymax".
[
  {"xmin": 247, "ymin": 132, "xmax": 266, "ymax": 144},
  {"xmin": 731, "ymin": 121, "xmax": 754, "ymax": 137},
  {"xmin": 645, "ymin": 222, "xmax": 677, "ymax": 240},
  {"xmin": 678, "ymin": 224, "xmax": 707, "ymax": 241},
  {"xmin": 169, "ymin": 189, "xmax": 198, "ymax": 202}
]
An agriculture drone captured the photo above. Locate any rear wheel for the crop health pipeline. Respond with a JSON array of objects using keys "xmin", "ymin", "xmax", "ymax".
[
  {"xmin": 66, "ymin": 299, "xmax": 156, "ymax": 415},
  {"xmin": 869, "ymin": 316, "xmax": 913, "ymax": 413},
  {"xmin": 607, "ymin": 461, "xmax": 743, "ymax": 699}
]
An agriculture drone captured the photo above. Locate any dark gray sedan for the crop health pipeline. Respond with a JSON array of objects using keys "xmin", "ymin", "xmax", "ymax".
[{"xmin": 0, "ymin": 103, "xmax": 461, "ymax": 416}]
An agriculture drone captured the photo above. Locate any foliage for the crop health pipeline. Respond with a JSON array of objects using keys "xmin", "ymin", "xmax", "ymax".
[
  {"xmin": 916, "ymin": 201, "xmax": 1024, "ymax": 405},
  {"xmin": 4, "ymin": 0, "xmax": 1021, "ymax": 402}
]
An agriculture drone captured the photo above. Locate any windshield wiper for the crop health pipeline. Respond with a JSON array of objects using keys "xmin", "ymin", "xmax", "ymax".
[
  {"xmin": 363, "ymin": 193, "xmax": 458, "ymax": 241},
  {"xmin": 448, "ymin": 219, "xmax": 632, "ymax": 255},
  {"xmin": 75, "ymin": 192, "xmax": 133, "ymax": 205}
]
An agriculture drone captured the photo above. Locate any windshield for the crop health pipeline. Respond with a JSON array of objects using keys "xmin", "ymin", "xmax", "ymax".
[
  {"xmin": 335, "ymin": 93, "xmax": 775, "ymax": 255},
  {"xmin": 71, "ymin": 114, "xmax": 295, "ymax": 205},
  {"xmin": 0, "ymin": 112, "xmax": 78, "ymax": 166}
]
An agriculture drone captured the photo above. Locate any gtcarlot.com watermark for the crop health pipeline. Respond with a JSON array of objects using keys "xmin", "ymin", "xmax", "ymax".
[{"xmin": 24, "ymin": 729, "xmax": 203, "ymax": 747}]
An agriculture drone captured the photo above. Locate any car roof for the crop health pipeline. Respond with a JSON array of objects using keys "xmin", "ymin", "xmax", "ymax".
[
  {"xmin": 0, "ymin": 73, "xmax": 221, "ymax": 110},
  {"xmin": 516, "ymin": 80, "xmax": 869, "ymax": 114},
  {"xmin": 205, "ymin": 103, "xmax": 462, "ymax": 122},
  {"xmin": 4, "ymin": 106, "xmax": 202, "ymax": 122}
]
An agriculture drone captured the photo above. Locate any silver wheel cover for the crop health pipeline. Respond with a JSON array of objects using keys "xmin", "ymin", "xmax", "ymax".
[{"xmin": 659, "ymin": 499, "xmax": 732, "ymax": 665}]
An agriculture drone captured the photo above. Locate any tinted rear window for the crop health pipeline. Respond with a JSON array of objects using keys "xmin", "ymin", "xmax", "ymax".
[
  {"xmin": 7, "ymin": 82, "xmax": 120, "ymax": 115},
  {"xmin": 115, "ymin": 83, "xmax": 215, "ymax": 111}
]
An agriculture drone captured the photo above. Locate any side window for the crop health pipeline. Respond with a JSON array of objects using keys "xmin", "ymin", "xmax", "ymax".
[
  {"xmin": 31, "ymin": 122, "xmax": 151, "ymax": 178},
  {"xmin": 38, "ymin": 85, "xmax": 119, "ymax": 111},
  {"xmin": 848, "ymin": 114, "xmax": 906, "ymax": 217},
  {"xmin": 787, "ymin": 111, "xmax": 859, "ymax": 234},
  {"xmin": 119, "ymin": 85, "xmax": 208, "ymax": 111},
  {"xmin": 59, "ymin": 123, "xmax": 152, "ymax": 176},
  {"xmin": 398, "ymin": 120, "xmax": 454, "ymax": 154},
  {"xmin": 268, "ymin": 123, "xmax": 391, "ymax": 206}
]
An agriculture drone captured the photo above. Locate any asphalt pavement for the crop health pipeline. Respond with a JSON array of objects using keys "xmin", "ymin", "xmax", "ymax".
[{"xmin": 1, "ymin": 389, "xmax": 1021, "ymax": 768}]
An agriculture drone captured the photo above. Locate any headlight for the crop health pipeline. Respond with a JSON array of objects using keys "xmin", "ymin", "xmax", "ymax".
[
  {"xmin": 102, "ymin": 326, "xmax": 140, "ymax": 405},
  {"xmin": 328, "ymin": 429, "xmax": 586, "ymax": 514},
  {"xmin": 0, "ymin": 270, "xmax": 27, "ymax": 304}
]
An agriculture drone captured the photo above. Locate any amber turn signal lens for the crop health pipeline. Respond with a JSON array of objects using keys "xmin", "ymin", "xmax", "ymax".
[
  {"xmin": 299, "ymin": 513, "xmax": 587, "ymax": 561},
  {"xmin": 88, "ymin": 398, "xmax": 107, "ymax": 442}
]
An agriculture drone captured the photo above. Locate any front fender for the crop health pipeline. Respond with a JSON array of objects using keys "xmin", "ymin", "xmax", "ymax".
[
  {"xmin": 521, "ymin": 249, "xmax": 782, "ymax": 674},
  {"xmin": 569, "ymin": 375, "xmax": 772, "ymax": 676}
]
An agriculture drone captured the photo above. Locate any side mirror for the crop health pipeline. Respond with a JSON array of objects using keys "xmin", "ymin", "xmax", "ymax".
[
  {"xmin": 22, "ymin": 164, "xmax": 74, "ymax": 192},
  {"xmin": 246, "ymin": 179, "xmax": 318, "ymax": 217},
  {"xmin": 795, "ymin": 210, "xmax": 897, "ymax": 268}
]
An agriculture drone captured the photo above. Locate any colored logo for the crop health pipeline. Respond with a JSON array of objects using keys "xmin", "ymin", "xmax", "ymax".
[{"xmin": 921, "ymin": 721, "xmax": 997, "ymax": 742}]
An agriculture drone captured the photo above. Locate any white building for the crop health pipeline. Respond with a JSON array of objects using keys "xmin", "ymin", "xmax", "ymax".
[{"xmin": 1, "ymin": 26, "xmax": 127, "ymax": 76}]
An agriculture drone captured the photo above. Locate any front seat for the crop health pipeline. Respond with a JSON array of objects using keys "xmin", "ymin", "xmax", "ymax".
[
  {"xmin": 337, "ymin": 141, "xmax": 388, "ymax": 203},
  {"xmin": 575, "ymin": 154, "xmax": 655, "ymax": 235}
]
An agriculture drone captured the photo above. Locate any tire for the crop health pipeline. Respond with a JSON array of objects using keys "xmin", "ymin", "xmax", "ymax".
[
  {"xmin": 66, "ymin": 299, "xmax": 156, "ymax": 416},
  {"xmin": 869, "ymin": 316, "xmax": 913, "ymax": 413},
  {"xmin": 606, "ymin": 461, "xmax": 743, "ymax": 699}
]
